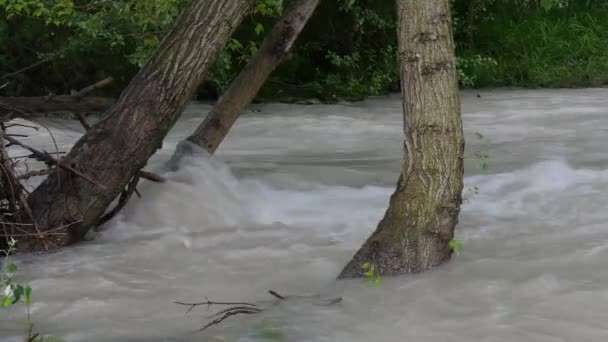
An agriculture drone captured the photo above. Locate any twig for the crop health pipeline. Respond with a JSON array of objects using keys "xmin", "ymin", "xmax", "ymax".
[
  {"xmin": 175, "ymin": 299, "xmax": 258, "ymax": 314},
  {"xmin": 196, "ymin": 307, "xmax": 261, "ymax": 332},
  {"xmin": 73, "ymin": 77, "xmax": 114, "ymax": 99},
  {"xmin": 175, "ymin": 290, "xmax": 342, "ymax": 333},
  {"xmin": 138, "ymin": 170, "xmax": 165, "ymax": 183},
  {"xmin": 207, "ymin": 305, "xmax": 263, "ymax": 319},
  {"xmin": 0, "ymin": 219, "xmax": 82, "ymax": 237},
  {"xmin": 10, "ymin": 151, "xmax": 65, "ymax": 160},
  {"xmin": 0, "ymin": 58, "xmax": 53, "ymax": 80},
  {"xmin": 268, "ymin": 290, "xmax": 286, "ymax": 300},
  {"xmin": 74, "ymin": 108, "xmax": 165, "ymax": 184},
  {"xmin": 3, "ymin": 135, "xmax": 105, "ymax": 189},
  {"xmin": 75, "ymin": 112, "xmax": 91, "ymax": 130},
  {"xmin": 17, "ymin": 168, "xmax": 53, "ymax": 180},
  {"xmin": 0, "ymin": 48, "xmax": 68, "ymax": 80},
  {"xmin": 96, "ymin": 174, "xmax": 140, "ymax": 226}
]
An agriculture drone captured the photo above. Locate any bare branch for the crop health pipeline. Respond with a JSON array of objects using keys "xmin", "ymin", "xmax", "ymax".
[
  {"xmin": 17, "ymin": 168, "xmax": 54, "ymax": 180},
  {"xmin": 3, "ymin": 135, "xmax": 106, "ymax": 189},
  {"xmin": 73, "ymin": 77, "xmax": 114, "ymax": 99},
  {"xmin": 96, "ymin": 174, "xmax": 140, "ymax": 227},
  {"xmin": 175, "ymin": 299, "xmax": 258, "ymax": 314}
]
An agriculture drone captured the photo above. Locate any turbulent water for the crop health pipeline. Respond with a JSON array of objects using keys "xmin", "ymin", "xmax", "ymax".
[{"xmin": 2, "ymin": 88, "xmax": 608, "ymax": 341}]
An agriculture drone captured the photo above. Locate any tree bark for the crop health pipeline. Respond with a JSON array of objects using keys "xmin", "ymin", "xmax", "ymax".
[
  {"xmin": 172, "ymin": 0, "xmax": 319, "ymax": 160},
  {"xmin": 20, "ymin": 0, "xmax": 255, "ymax": 251},
  {"xmin": 338, "ymin": 0, "xmax": 464, "ymax": 278}
]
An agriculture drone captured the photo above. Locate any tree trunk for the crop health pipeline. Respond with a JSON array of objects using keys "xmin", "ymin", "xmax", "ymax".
[
  {"xmin": 338, "ymin": 0, "xmax": 464, "ymax": 278},
  {"xmin": 0, "ymin": 77, "xmax": 115, "ymax": 120},
  {"xmin": 172, "ymin": 0, "xmax": 318, "ymax": 161},
  {"xmin": 20, "ymin": 0, "xmax": 254, "ymax": 252},
  {"xmin": 0, "ymin": 96, "xmax": 114, "ymax": 119}
]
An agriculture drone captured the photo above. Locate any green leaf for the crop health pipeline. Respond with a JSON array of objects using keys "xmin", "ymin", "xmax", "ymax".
[
  {"xmin": 1, "ymin": 295, "xmax": 12, "ymax": 308},
  {"xmin": 254, "ymin": 23, "xmax": 264, "ymax": 36},
  {"xmin": 375, "ymin": 277, "xmax": 382, "ymax": 286},
  {"xmin": 449, "ymin": 239, "xmax": 464, "ymax": 255},
  {"xmin": 361, "ymin": 262, "xmax": 371, "ymax": 270},
  {"xmin": 6, "ymin": 263, "xmax": 17, "ymax": 274}
]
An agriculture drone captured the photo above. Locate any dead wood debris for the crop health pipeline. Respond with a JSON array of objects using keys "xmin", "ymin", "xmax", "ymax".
[
  {"xmin": 175, "ymin": 290, "xmax": 342, "ymax": 332},
  {"xmin": 0, "ymin": 78, "xmax": 165, "ymax": 251}
]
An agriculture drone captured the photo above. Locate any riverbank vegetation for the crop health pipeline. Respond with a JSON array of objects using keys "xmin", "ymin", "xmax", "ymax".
[{"xmin": 1, "ymin": 0, "xmax": 607, "ymax": 101}]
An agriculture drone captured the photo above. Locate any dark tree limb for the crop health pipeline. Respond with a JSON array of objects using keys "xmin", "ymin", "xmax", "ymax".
[
  {"xmin": 16, "ymin": 168, "xmax": 54, "ymax": 180},
  {"xmin": 96, "ymin": 174, "xmax": 140, "ymax": 227},
  {"xmin": 175, "ymin": 290, "xmax": 341, "ymax": 332},
  {"xmin": 72, "ymin": 77, "xmax": 114, "ymax": 99},
  {"xmin": 267, "ymin": 290, "xmax": 286, "ymax": 300},
  {"xmin": 3, "ymin": 135, "xmax": 105, "ymax": 189},
  {"xmin": 0, "ymin": 96, "xmax": 114, "ymax": 119},
  {"xmin": 174, "ymin": 298, "xmax": 258, "ymax": 313},
  {"xmin": 75, "ymin": 112, "xmax": 91, "ymax": 130},
  {"xmin": 0, "ymin": 77, "xmax": 115, "ymax": 120}
]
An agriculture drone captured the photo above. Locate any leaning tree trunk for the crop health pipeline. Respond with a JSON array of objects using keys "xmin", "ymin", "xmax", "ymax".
[
  {"xmin": 338, "ymin": 0, "xmax": 464, "ymax": 278},
  {"xmin": 172, "ymin": 0, "xmax": 318, "ymax": 161},
  {"xmin": 20, "ymin": 0, "xmax": 254, "ymax": 252}
]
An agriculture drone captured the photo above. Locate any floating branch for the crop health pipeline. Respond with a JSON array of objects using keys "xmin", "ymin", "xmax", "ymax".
[{"xmin": 175, "ymin": 290, "xmax": 342, "ymax": 333}]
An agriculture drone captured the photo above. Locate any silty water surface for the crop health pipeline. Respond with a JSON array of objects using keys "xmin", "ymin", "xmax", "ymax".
[{"xmin": 1, "ymin": 88, "xmax": 608, "ymax": 341}]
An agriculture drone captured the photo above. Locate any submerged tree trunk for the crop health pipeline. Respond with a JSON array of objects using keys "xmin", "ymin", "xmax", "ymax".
[
  {"xmin": 172, "ymin": 0, "xmax": 318, "ymax": 160},
  {"xmin": 19, "ymin": 0, "xmax": 254, "ymax": 251},
  {"xmin": 339, "ymin": 0, "xmax": 464, "ymax": 278}
]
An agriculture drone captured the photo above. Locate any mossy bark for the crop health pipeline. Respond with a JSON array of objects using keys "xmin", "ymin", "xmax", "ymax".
[{"xmin": 339, "ymin": 0, "xmax": 464, "ymax": 278}]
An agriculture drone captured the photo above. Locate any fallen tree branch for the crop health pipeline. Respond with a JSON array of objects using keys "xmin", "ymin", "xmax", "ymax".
[
  {"xmin": 174, "ymin": 298, "xmax": 258, "ymax": 314},
  {"xmin": 0, "ymin": 96, "xmax": 114, "ymax": 119},
  {"xmin": 17, "ymin": 168, "xmax": 54, "ymax": 180},
  {"xmin": 267, "ymin": 290, "xmax": 286, "ymax": 300},
  {"xmin": 72, "ymin": 77, "xmax": 114, "ymax": 99},
  {"xmin": 175, "ymin": 290, "xmax": 342, "ymax": 332},
  {"xmin": 198, "ymin": 307, "xmax": 262, "ymax": 332},
  {"xmin": 0, "ymin": 77, "xmax": 115, "ymax": 121}
]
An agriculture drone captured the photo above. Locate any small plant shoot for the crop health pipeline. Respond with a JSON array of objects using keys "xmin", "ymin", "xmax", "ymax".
[
  {"xmin": 449, "ymin": 239, "xmax": 464, "ymax": 255},
  {"xmin": 362, "ymin": 262, "xmax": 382, "ymax": 286}
]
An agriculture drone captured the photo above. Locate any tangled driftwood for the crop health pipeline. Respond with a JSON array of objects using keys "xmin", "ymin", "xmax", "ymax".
[{"xmin": 0, "ymin": 78, "xmax": 165, "ymax": 251}]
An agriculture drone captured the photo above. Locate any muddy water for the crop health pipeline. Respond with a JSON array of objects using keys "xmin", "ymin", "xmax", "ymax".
[{"xmin": 2, "ymin": 88, "xmax": 608, "ymax": 341}]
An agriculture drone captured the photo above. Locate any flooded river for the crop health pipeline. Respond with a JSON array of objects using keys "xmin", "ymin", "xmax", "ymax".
[{"xmin": 2, "ymin": 88, "xmax": 608, "ymax": 341}]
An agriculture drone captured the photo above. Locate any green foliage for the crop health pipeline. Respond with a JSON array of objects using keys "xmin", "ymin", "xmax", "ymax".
[
  {"xmin": 1, "ymin": 239, "xmax": 63, "ymax": 341},
  {"xmin": 0, "ymin": 0, "xmax": 188, "ymax": 95},
  {"xmin": 361, "ymin": 262, "xmax": 381, "ymax": 286},
  {"xmin": 449, "ymin": 239, "xmax": 464, "ymax": 255},
  {"xmin": 1, "ymin": 238, "xmax": 31, "ymax": 309},
  {"xmin": 2, "ymin": 0, "xmax": 608, "ymax": 99},
  {"xmin": 455, "ymin": 2, "xmax": 608, "ymax": 88}
]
